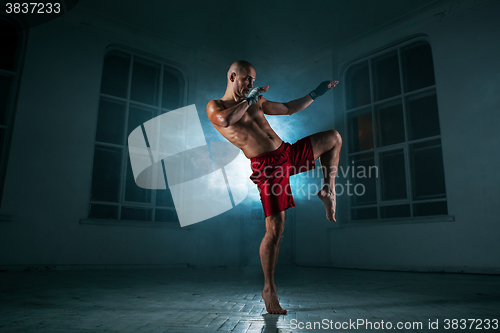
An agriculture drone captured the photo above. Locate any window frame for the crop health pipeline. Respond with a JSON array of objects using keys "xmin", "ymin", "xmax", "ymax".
[
  {"xmin": 342, "ymin": 36, "xmax": 452, "ymax": 224},
  {"xmin": 0, "ymin": 15, "xmax": 27, "ymax": 213},
  {"xmin": 84, "ymin": 46, "xmax": 189, "ymax": 226}
]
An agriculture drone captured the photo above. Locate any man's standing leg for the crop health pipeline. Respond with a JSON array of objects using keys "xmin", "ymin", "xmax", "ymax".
[
  {"xmin": 260, "ymin": 211, "xmax": 287, "ymax": 314},
  {"xmin": 309, "ymin": 130, "xmax": 343, "ymax": 222}
]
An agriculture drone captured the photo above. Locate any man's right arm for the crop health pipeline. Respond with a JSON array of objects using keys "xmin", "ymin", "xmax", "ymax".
[{"xmin": 206, "ymin": 100, "xmax": 249, "ymax": 128}]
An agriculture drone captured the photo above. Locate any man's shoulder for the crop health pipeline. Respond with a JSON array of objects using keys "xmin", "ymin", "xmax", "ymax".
[
  {"xmin": 207, "ymin": 98, "xmax": 239, "ymax": 112},
  {"xmin": 207, "ymin": 99, "xmax": 221, "ymax": 106},
  {"xmin": 206, "ymin": 99, "xmax": 223, "ymax": 112}
]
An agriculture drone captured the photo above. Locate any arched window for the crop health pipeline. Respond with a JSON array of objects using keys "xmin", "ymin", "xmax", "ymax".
[
  {"xmin": 344, "ymin": 38, "xmax": 447, "ymax": 221},
  {"xmin": 88, "ymin": 48, "xmax": 186, "ymax": 223}
]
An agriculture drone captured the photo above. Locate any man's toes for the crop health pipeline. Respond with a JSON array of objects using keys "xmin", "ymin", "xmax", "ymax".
[{"xmin": 267, "ymin": 307, "xmax": 287, "ymax": 315}]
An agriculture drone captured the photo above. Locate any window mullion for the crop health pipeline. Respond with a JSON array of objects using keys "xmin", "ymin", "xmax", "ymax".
[
  {"xmin": 347, "ymin": 149, "xmax": 375, "ymax": 157},
  {"xmin": 407, "ymin": 134, "xmax": 441, "ymax": 146},
  {"xmin": 158, "ymin": 64, "xmax": 164, "ymax": 111},
  {"xmin": 368, "ymin": 58, "xmax": 382, "ymax": 218},
  {"xmin": 118, "ymin": 54, "xmax": 135, "ymax": 220},
  {"xmin": 397, "ymin": 47, "xmax": 414, "ymax": 217},
  {"xmin": 149, "ymin": 65, "xmax": 166, "ymax": 222},
  {"xmin": 374, "ymin": 142, "xmax": 405, "ymax": 153},
  {"xmin": 374, "ymin": 150, "xmax": 381, "ymax": 218},
  {"xmin": 403, "ymin": 142, "xmax": 412, "ymax": 213},
  {"xmin": 402, "ymin": 85, "xmax": 435, "ymax": 99},
  {"xmin": 343, "ymin": 77, "xmax": 353, "ymax": 221}
]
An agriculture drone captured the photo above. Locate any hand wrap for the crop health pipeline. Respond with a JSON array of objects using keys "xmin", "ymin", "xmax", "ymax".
[
  {"xmin": 244, "ymin": 87, "xmax": 262, "ymax": 106},
  {"xmin": 309, "ymin": 81, "xmax": 331, "ymax": 100}
]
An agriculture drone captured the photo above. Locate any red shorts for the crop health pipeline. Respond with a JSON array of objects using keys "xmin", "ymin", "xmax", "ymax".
[{"xmin": 250, "ymin": 137, "xmax": 316, "ymax": 217}]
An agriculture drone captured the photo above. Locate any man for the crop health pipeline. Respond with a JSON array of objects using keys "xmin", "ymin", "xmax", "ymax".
[{"xmin": 206, "ymin": 60, "xmax": 342, "ymax": 314}]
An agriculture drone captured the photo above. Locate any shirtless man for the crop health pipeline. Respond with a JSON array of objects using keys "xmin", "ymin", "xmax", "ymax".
[{"xmin": 206, "ymin": 60, "xmax": 342, "ymax": 314}]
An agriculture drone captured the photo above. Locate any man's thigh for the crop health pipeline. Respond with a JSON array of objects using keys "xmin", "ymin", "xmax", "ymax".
[
  {"xmin": 289, "ymin": 136, "xmax": 316, "ymax": 176},
  {"xmin": 308, "ymin": 130, "xmax": 339, "ymax": 160},
  {"xmin": 265, "ymin": 211, "xmax": 285, "ymax": 228}
]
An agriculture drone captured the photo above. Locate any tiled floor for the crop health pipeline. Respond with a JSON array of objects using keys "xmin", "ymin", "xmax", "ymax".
[{"xmin": 0, "ymin": 266, "xmax": 499, "ymax": 332}]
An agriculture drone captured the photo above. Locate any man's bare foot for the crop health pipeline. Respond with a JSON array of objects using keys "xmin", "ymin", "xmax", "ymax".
[
  {"xmin": 262, "ymin": 289, "xmax": 287, "ymax": 314},
  {"xmin": 318, "ymin": 186, "xmax": 336, "ymax": 222}
]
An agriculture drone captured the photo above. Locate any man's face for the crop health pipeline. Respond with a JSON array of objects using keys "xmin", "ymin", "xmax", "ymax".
[{"xmin": 232, "ymin": 66, "xmax": 256, "ymax": 98}]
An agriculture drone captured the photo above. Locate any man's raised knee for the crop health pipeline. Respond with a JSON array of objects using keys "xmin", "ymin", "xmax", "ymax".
[{"xmin": 329, "ymin": 129, "xmax": 342, "ymax": 147}]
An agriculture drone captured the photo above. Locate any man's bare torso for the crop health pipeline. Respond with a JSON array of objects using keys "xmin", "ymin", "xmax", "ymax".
[{"xmin": 212, "ymin": 98, "xmax": 282, "ymax": 159}]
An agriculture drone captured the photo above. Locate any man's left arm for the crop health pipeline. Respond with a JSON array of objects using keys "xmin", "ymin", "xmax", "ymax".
[{"xmin": 262, "ymin": 80, "xmax": 339, "ymax": 116}]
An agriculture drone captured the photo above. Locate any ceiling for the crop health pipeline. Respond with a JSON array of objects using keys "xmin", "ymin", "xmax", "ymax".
[{"xmin": 76, "ymin": 0, "xmax": 441, "ymax": 61}]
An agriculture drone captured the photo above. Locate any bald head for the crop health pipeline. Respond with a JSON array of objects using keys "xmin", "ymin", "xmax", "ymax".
[
  {"xmin": 224, "ymin": 60, "xmax": 256, "ymax": 100},
  {"xmin": 227, "ymin": 60, "xmax": 254, "ymax": 81}
]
